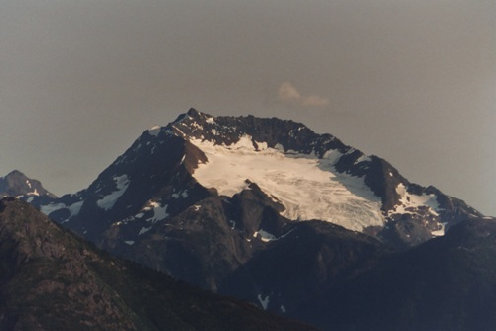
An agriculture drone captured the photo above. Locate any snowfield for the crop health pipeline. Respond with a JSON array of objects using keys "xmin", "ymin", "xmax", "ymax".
[
  {"xmin": 390, "ymin": 183, "xmax": 441, "ymax": 216},
  {"xmin": 190, "ymin": 135, "xmax": 384, "ymax": 232},
  {"xmin": 97, "ymin": 175, "xmax": 130, "ymax": 211}
]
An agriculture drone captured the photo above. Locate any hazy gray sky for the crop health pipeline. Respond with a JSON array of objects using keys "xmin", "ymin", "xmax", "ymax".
[{"xmin": 1, "ymin": 0, "xmax": 495, "ymax": 215}]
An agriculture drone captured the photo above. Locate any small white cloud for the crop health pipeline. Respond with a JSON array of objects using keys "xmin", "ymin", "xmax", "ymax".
[
  {"xmin": 277, "ymin": 82, "xmax": 329, "ymax": 108},
  {"xmin": 278, "ymin": 82, "xmax": 301, "ymax": 101}
]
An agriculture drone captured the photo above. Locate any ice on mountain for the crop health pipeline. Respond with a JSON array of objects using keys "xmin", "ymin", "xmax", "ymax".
[
  {"xmin": 253, "ymin": 229, "xmax": 277, "ymax": 242},
  {"xmin": 255, "ymin": 140, "xmax": 268, "ymax": 151},
  {"xmin": 356, "ymin": 154, "xmax": 371, "ymax": 164},
  {"xmin": 257, "ymin": 294, "xmax": 270, "ymax": 310},
  {"xmin": 27, "ymin": 188, "xmax": 39, "ymax": 196},
  {"xmin": 40, "ymin": 202, "xmax": 67, "ymax": 215},
  {"xmin": 172, "ymin": 190, "xmax": 188, "ymax": 198},
  {"xmin": 143, "ymin": 200, "xmax": 158, "ymax": 211},
  {"xmin": 68, "ymin": 200, "xmax": 84, "ymax": 217},
  {"xmin": 322, "ymin": 149, "xmax": 343, "ymax": 165},
  {"xmin": 190, "ymin": 135, "xmax": 384, "ymax": 232},
  {"xmin": 390, "ymin": 183, "xmax": 440, "ymax": 217},
  {"xmin": 431, "ymin": 222, "xmax": 447, "ymax": 237},
  {"xmin": 124, "ymin": 240, "xmax": 135, "ymax": 245},
  {"xmin": 96, "ymin": 175, "xmax": 130, "ymax": 211},
  {"xmin": 143, "ymin": 200, "xmax": 169, "ymax": 223},
  {"xmin": 138, "ymin": 226, "xmax": 151, "ymax": 235},
  {"xmin": 148, "ymin": 126, "xmax": 161, "ymax": 136}
]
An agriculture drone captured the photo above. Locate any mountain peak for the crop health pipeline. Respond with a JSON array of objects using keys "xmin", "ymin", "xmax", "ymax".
[
  {"xmin": 0, "ymin": 170, "xmax": 56, "ymax": 198},
  {"xmin": 6, "ymin": 169, "xmax": 26, "ymax": 177},
  {"xmin": 35, "ymin": 109, "xmax": 480, "ymax": 244},
  {"xmin": 186, "ymin": 107, "xmax": 202, "ymax": 117}
]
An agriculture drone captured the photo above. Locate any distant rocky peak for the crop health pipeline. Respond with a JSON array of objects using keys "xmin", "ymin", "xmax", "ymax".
[{"xmin": 0, "ymin": 170, "xmax": 56, "ymax": 198}]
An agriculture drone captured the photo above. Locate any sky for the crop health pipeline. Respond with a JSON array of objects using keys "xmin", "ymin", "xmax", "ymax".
[{"xmin": 0, "ymin": 0, "xmax": 494, "ymax": 215}]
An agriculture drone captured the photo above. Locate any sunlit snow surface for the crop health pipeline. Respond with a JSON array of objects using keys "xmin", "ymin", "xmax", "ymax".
[
  {"xmin": 190, "ymin": 135, "xmax": 384, "ymax": 232},
  {"xmin": 390, "ymin": 183, "xmax": 440, "ymax": 216}
]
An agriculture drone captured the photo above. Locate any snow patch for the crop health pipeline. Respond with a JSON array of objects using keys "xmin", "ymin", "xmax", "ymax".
[
  {"xmin": 190, "ymin": 135, "xmax": 384, "ymax": 232},
  {"xmin": 356, "ymin": 154, "xmax": 371, "ymax": 164},
  {"xmin": 432, "ymin": 222, "xmax": 447, "ymax": 237},
  {"xmin": 143, "ymin": 200, "xmax": 169, "ymax": 223},
  {"xmin": 138, "ymin": 227, "xmax": 151, "ymax": 235},
  {"xmin": 257, "ymin": 294, "xmax": 270, "ymax": 310},
  {"xmin": 390, "ymin": 184, "xmax": 440, "ymax": 216},
  {"xmin": 40, "ymin": 202, "xmax": 67, "ymax": 215},
  {"xmin": 68, "ymin": 200, "xmax": 84, "ymax": 217},
  {"xmin": 172, "ymin": 190, "xmax": 189, "ymax": 199},
  {"xmin": 96, "ymin": 175, "xmax": 130, "ymax": 211},
  {"xmin": 148, "ymin": 126, "xmax": 161, "ymax": 136},
  {"xmin": 27, "ymin": 188, "xmax": 39, "ymax": 196},
  {"xmin": 322, "ymin": 149, "xmax": 343, "ymax": 165},
  {"xmin": 40, "ymin": 199, "xmax": 83, "ymax": 222},
  {"xmin": 253, "ymin": 229, "xmax": 277, "ymax": 242}
]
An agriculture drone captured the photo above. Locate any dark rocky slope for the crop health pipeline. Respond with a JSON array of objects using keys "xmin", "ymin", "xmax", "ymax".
[
  {"xmin": 0, "ymin": 198, "xmax": 314, "ymax": 331},
  {"xmin": 295, "ymin": 217, "xmax": 496, "ymax": 331}
]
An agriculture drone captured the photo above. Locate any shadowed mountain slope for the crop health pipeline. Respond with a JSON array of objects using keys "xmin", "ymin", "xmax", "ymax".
[{"xmin": 0, "ymin": 198, "xmax": 314, "ymax": 331}]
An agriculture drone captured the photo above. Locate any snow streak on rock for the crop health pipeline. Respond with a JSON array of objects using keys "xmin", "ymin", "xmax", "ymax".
[{"xmin": 97, "ymin": 175, "xmax": 130, "ymax": 211}]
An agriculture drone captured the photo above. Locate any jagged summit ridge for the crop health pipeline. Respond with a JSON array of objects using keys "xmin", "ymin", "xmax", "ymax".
[{"xmin": 136, "ymin": 109, "xmax": 477, "ymax": 235}]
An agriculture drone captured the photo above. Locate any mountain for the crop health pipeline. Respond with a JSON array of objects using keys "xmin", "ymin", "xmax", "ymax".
[
  {"xmin": 0, "ymin": 170, "xmax": 55, "ymax": 199},
  {"xmin": 31, "ymin": 109, "xmax": 481, "ymax": 244},
  {"xmin": 24, "ymin": 108, "xmax": 491, "ymax": 327},
  {"xmin": 295, "ymin": 217, "xmax": 496, "ymax": 330},
  {"xmin": 0, "ymin": 197, "xmax": 313, "ymax": 330}
]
